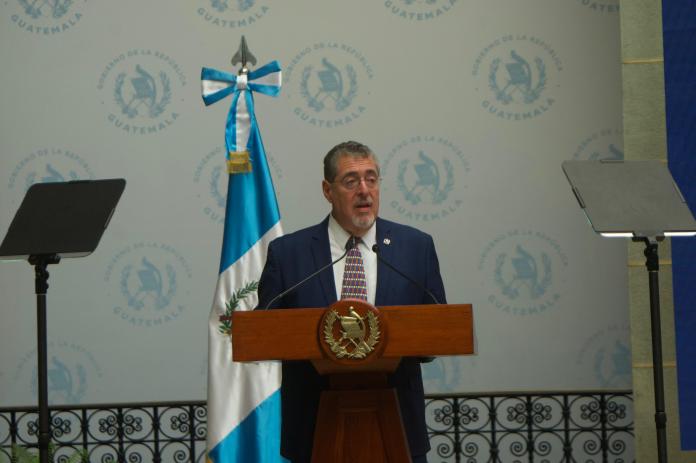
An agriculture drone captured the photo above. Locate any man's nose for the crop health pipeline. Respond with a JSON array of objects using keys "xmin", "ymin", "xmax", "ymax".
[{"xmin": 356, "ymin": 178, "xmax": 370, "ymax": 193}]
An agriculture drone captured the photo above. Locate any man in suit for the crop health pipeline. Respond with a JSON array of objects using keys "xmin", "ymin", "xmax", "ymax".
[{"xmin": 257, "ymin": 140, "xmax": 446, "ymax": 463}]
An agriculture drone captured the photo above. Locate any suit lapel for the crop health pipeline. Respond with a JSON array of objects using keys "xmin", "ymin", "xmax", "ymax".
[
  {"xmin": 375, "ymin": 218, "xmax": 395, "ymax": 306},
  {"xmin": 311, "ymin": 216, "xmax": 337, "ymax": 306}
]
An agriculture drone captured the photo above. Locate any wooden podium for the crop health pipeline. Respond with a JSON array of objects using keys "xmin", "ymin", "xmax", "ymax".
[{"xmin": 231, "ymin": 301, "xmax": 473, "ymax": 463}]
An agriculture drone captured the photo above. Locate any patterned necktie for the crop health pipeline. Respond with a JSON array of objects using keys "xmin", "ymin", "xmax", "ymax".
[{"xmin": 340, "ymin": 237, "xmax": 368, "ymax": 301}]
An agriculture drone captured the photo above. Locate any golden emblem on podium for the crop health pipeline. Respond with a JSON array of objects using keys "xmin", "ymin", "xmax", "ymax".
[{"xmin": 322, "ymin": 303, "xmax": 380, "ymax": 360}]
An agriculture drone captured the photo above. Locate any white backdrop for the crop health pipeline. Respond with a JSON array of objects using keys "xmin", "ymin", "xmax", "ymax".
[{"xmin": 0, "ymin": 0, "xmax": 628, "ymax": 406}]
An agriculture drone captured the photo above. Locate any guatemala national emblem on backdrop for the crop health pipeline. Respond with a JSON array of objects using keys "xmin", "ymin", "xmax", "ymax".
[
  {"xmin": 576, "ymin": 324, "xmax": 631, "ymax": 388},
  {"xmin": 572, "ymin": 128, "xmax": 624, "ymax": 161},
  {"xmin": 97, "ymin": 49, "xmax": 186, "ymax": 135},
  {"xmin": 472, "ymin": 34, "xmax": 563, "ymax": 121},
  {"xmin": 574, "ymin": 0, "xmax": 620, "ymax": 14},
  {"xmin": 381, "ymin": 136, "xmax": 470, "ymax": 223},
  {"xmin": 284, "ymin": 42, "xmax": 374, "ymax": 128},
  {"xmin": 193, "ymin": 145, "xmax": 283, "ymax": 226},
  {"xmin": 383, "ymin": 0, "xmax": 458, "ymax": 21},
  {"xmin": 13, "ymin": 341, "xmax": 103, "ymax": 405},
  {"xmin": 103, "ymin": 243, "xmax": 193, "ymax": 328},
  {"xmin": 7, "ymin": 148, "xmax": 95, "ymax": 204},
  {"xmin": 478, "ymin": 230, "xmax": 568, "ymax": 316},
  {"xmin": 196, "ymin": 0, "xmax": 269, "ymax": 29},
  {"xmin": 7, "ymin": 0, "xmax": 88, "ymax": 35}
]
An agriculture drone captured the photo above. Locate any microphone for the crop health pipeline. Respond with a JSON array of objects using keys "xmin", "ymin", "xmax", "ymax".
[
  {"xmin": 262, "ymin": 238, "xmax": 357, "ymax": 310},
  {"xmin": 372, "ymin": 243, "xmax": 441, "ymax": 305}
]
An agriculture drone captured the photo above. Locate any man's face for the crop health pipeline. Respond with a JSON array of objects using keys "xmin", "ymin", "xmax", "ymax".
[{"xmin": 322, "ymin": 154, "xmax": 380, "ymax": 237}]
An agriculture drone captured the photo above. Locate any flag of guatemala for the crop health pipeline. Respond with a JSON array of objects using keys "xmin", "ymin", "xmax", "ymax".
[{"xmin": 202, "ymin": 61, "xmax": 287, "ymax": 463}]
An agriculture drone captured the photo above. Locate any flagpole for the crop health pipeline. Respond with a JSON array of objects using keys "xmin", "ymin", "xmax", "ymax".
[{"xmin": 202, "ymin": 37, "xmax": 286, "ymax": 463}]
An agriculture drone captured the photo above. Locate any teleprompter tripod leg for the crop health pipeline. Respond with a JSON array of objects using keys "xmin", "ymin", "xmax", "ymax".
[
  {"xmin": 643, "ymin": 239, "xmax": 668, "ymax": 463},
  {"xmin": 29, "ymin": 255, "xmax": 60, "ymax": 463}
]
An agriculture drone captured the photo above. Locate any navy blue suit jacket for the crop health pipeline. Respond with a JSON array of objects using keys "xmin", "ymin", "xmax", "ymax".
[{"xmin": 256, "ymin": 216, "xmax": 446, "ymax": 462}]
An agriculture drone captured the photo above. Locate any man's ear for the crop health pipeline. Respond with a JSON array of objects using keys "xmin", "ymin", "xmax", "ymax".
[{"xmin": 322, "ymin": 179, "xmax": 332, "ymax": 203}]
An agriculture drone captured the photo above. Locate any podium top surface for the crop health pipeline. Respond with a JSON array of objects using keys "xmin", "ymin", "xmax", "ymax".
[{"xmin": 231, "ymin": 304, "xmax": 474, "ymax": 363}]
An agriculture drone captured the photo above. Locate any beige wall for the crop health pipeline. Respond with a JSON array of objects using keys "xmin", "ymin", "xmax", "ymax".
[{"xmin": 621, "ymin": 0, "xmax": 696, "ymax": 461}]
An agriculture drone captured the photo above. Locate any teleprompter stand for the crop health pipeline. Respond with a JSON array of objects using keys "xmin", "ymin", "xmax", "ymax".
[
  {"xmin": 0, "ymin": 179, "xmax": 125, "ymax": 463},
  {"xmin": 563, "ymin": 160, "xmax": 696, "ymax": 463}
]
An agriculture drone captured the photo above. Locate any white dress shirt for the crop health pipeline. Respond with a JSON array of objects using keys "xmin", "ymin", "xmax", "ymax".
[{"xmin": 327, "ymin": 214, "xmax": 377, "ymax": 305}]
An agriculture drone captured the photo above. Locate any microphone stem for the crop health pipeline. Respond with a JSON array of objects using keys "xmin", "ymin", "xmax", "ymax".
[
  {"xmin": 372, "ymin": 245, "xmax": 440, "ymax": 305},
  {"xmin": 263, "ymin": 244, "xmax": 352, "ymax": 310}
]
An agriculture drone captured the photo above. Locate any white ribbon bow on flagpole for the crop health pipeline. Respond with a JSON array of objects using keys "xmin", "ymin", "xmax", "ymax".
[{"xmin": 201, "ymin": 61, "xmax": 281, "ymax": 173}]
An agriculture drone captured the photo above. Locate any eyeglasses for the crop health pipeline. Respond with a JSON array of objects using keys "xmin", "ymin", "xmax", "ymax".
[{"xmin": 334, "ymin": 173, "xmax": 380, "ymax": 191}]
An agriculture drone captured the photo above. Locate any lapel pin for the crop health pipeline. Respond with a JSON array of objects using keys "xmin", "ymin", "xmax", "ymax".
[{"xmin": 383, "ymin": 238, "xmax": 391, "ymax": 245}]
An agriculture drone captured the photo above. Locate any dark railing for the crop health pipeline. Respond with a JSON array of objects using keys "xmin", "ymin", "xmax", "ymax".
[
  {"xmin": 0, "ymin": 391, "xmax": 633, "ymax": 462},
  {"xmin": 425, "ymin": 391, "xmax": 634, "ymax": 462},
  {"xmin": 0, "ymin": 401, "xmax": 207, "ymax": 463}
]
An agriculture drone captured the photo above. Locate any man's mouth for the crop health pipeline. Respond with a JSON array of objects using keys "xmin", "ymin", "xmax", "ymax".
[{"xmin": 355, "ymin": 201, "xmax": 372, "ymax": 211}]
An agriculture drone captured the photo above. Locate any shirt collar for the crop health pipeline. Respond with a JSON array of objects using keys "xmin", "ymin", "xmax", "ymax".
[{"xmin": 327, "ymin": 214, "xmax": 376, "ymax": 251}]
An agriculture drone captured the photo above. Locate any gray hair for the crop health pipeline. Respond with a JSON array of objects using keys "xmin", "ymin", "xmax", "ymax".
[{"xmin": 323, "ymin": 140, "xmax": 379, "ymax": 181}]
